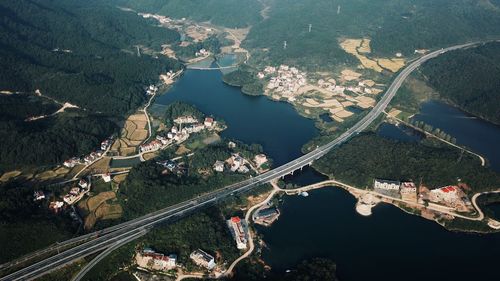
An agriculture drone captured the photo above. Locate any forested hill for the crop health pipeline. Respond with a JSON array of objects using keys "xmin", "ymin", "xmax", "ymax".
[
  {"xmin": 0, "ymin": 0, "xmax": 182, "ymax": 116},
  {"xmin": 421, "ymin": 42, "xmax": 500, "ymax": 125},
  {"xmin": 243, "ymin": 0, "xmax": 500, "ymax": 68},
  {"xmin": 114, "ymin": 0, "xmax": 263, "ymax": 28}
]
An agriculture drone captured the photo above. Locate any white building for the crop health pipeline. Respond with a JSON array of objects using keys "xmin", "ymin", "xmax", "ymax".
[
  {"xmin": 204, "ymin": 117, "xmax": 214, "ymax": 127},
  {"xmin": 430, "ymin": 186, "xmax": 460, "ymax": 203},
  {"xmin": 190, "ymin": 249, "xmax": 216, "ymax": 270},
  {"xmin": 135, "ymin": 249, "xmax": 177, "ymax": 271},
  {"xmin": 373, "ymin": 179, "xmax": 400, "ymax": 191},
  {"xmin": 254, "ymin": 154, "xmax": 268, "ymax": 167},
  {"xmin": 102, "ymin": 173, "xmax": 111, "ymax": 183},
  {"xmin": 213, "ymin": 161, "xmax": 225, "ymax": 172},
  {"xmin": 227, "ymin": 217, "xmax": 248, "ymax": 250}
]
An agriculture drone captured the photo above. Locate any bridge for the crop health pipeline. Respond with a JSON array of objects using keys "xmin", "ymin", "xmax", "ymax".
[{"xmin": 0, "ymin": 41, "xmax": 480, "ymax": 281}]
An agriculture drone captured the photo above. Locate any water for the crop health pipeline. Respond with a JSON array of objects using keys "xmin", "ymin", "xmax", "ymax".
[
  {"xmin": 319, "ymin": 113, "xmax": 333, "ymax": 123},
  {"xmin": 486, "ymin": 203, "xmax": 500, "ymax": 221},
  {"xmin": 109, "ymin": 157, "xmax": 141, "ymax": 168},
  {"xmin": 259, "ymin": 188, "xmax": 500, "ymax": 281},
  {"xmin": 413, "ymin": 100, "xmax": 500, "ymax": 171},
  {"xmin": 154, "ymin": 67, "xmax": 318, "ymax": 166}
]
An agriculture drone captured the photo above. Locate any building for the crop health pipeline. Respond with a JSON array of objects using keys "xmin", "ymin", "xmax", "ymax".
[
  {"xmin": 204, "ymin": 117, "xmax": 214, "ymax": 127},
  {"xmin": 49, "ymin": 201, "xmax": 64, "ymax": 213},
  {"xmin": 228, "ymin": 141, "xmax": 236, "ymax": 149},
  {"xmin": 213, "ymin": 160, "xmax": 225, "ymax": 172},
  {"xmin": 140, "ymin": 140, "xmax": 162, "ymax": 152},
  {"xmin": 373, "ymin": 179, "xmax": 401, "ymax": 197},
  {"xmin": 430, "ymin": 186, "xmax": 460, "ymax": 203},
  {"xmin": 255, "ymin": 207, "xmax": 280, "ymax": 220},
  {"xmin": 254, "ymin": 154, "xmax": 268, "ymax": 167},
  {"xmin": 238, "ymin": 165, "xmax": 250, "ymax": 174},
  {"xmin": 190, "ymin": 249, "xmax": 216, "ymax": 270},
  {"xmin": 227, "ymin": 217, "xmax": 248, "ymax": 250},
  {"xmin": 400, "ymin": 182, "xmax": 417, "ymax": 201},
  {"xmin": 174, "ymin": 116, "xmax": 198, "ymax": 124},
  {"xmin": 33, "ymin": 191, "xmax": 45, "ymax": 201},
  {"xmin": 102, "ymin": 173, "xmax": 111, "ymax": 183},
  {"xmin": 135, "ymin": 248, "xmax": 177, "ymax": 271},
  {"xmin": 79, "ymin": 179, "xmax": 89, "ymax": 189},
  {"xmin": 63, "ymin": 157, "xmax": 80, "ymax": 168}
]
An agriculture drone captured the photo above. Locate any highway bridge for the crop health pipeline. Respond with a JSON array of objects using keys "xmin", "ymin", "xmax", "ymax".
[{"xmin": 0, "ymin": 41, "xmax": 480, "ymax": 281}]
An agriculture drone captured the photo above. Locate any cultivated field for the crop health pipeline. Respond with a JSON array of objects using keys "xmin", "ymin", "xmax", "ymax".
[{"xmin": 111, "ymin": 113, "xmax": 148, "ymax": 156}]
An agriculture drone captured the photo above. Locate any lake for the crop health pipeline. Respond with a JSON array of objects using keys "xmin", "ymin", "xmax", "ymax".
[{"xmin": 152, "ymin": 66, "xmax": 318, "ymax": 166}]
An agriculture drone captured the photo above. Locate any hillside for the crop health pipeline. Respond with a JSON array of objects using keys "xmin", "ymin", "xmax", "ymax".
[
  {"xmin": 0, "ymin": 0, "xmax": 182, "ymax": 115},
  {"xmin": 0, "ymin": 0, "xmax": 182, "ymax": 170},
  {"xmin": 421, "ymin": 41, "xmax": 500, "ymax": 125},
  {"xmin": 243, "ymin": 0, "xmax": 500, "ymax": 69},
  {"xmin": 114, "ymin": 0, "xmax": 263, "ymax": 28}
]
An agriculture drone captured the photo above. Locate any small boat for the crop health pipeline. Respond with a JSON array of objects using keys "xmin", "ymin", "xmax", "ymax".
[{"xmin": 299, "ymin": 191, "xmax": 309, "ymax": 197}]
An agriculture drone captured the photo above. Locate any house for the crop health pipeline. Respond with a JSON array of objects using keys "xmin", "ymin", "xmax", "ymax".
[
  {"xmin": 238, "ymin": 165, "xmax": 250, "ymax": 174},
  {"xmin": 254, "ymin": 207, "xmax": 279, "ymax": 220},
  {"xmin": 213, "ymin": 161, "xmax": 225, "ymax": 172},
  {"xmin": 254, "ymin": 154, "xmax": 268, "ymax": 167},
  {"xmin": 79, "ymin": 179, "xmax": 89, "ymax": 189},
  {"xmin": 190, "ymin": 249, "xmax": 216, "ymax": 270},
  {"xmin": 228, "ymin": 141, "xmax": 236, "ymax": 149},
  {"xmin": 135, "ymin": 248, "xmax": 177, "ymax": 271},
  {"xmin": 49, "ymin": 201, "xmax": 64, "ymax": 213},
  {"xmin": 227, "ymin": 217, "xmax": 248, "ymax": 250},
  {"xmin": 33, "ymin": 191, "xmax": 45, "ymax": 201},
  {"xmin": 204, "ymin": 117, "xmax": 214, "ymax": 127},
  {"xmin": 102, "ymin": 173, "xmax": 111, "ymax": 183},
  {"xmin": 101, "ymin": 139, "xmax": 112, "ymax": 151},
  {"xmin": 400, "ymin": 182, "xmax": 417, "ymax": 202},
  {"xmin": 63, "ymin": 157, "xmax": 79, "ymax": 168}
]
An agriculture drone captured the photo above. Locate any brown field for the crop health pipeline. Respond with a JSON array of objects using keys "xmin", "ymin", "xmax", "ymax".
[
  {"xmin": 113, "ymin": 174, "xmax": 128, "ymax": 184},
  {"xmin": 0, "ymin": 170, "xmax": 22, "ymax": 182},
  {"xmin": 176, "ymin": 144, "xmax": 191, "ymax": 155},
  {"xmin": 340, "ymin": 38, "xmax": 404, "ymax": 73},
  {"xmin": 80, "ymin": 191, "xmax": 122, "ymax": 230},
  {"xmin": 377, "ymin": 58, "xmax": 405, "ymax": 72},
  {"xmin": 111, "ymin": 113, "xmax": 149, "ymax": 156},
  {"xmin": 95, "ymin": 203, "xmax": 123, "ymax": 220},
  {"xmin": 35, "ymin": 166, "xmax": 70, "ymax": 180},
  {"xmin": 87, "ymin": 191, "xmax": 116, "ymax": 211},
  {"xmin": 87, "ymin": 157, "xmax": 111, "ymax": 174},
  {"xmin": 142, "ymin": 152, "xmax": 159, "ymax": 161}
]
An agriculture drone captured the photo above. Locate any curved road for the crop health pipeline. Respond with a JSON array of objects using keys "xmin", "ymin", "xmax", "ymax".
[{"xmin": 0, "ymin": 41, "xmax": 481, "ymax": 281}]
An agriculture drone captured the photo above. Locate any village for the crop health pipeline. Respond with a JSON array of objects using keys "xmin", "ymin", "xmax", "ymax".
[{"xmin": 257, "ymin": 64, "xmax": 385, "ymax": 123}]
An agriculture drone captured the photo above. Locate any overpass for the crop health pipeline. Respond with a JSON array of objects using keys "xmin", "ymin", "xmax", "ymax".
[{"xmin": 0, "ymin": 41, "xmax": 481, "ymax": 281}]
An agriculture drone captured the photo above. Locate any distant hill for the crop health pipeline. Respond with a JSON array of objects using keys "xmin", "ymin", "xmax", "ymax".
[
  {"xmin": 0, "ymin": 0, "xmax": 182, "ymax": 115},
  {"xmin": 421, "ymin": 41, "xmax": 500, "ymax": 125},
  {"xmin": 114, "ymin": 0, "xmax": 263, "ymax": 28},
  {"xmin": 243, "ymin": 0, "xmax": 500, "ymax": 69}
]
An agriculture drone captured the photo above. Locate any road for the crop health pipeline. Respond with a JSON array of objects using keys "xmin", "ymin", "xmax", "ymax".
[{"xmin": 0, "ymin": 41, "xmax": 481, "ymax": 281}]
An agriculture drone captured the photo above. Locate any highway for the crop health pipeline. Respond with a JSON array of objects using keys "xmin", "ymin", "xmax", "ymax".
[{"xmin": 0, "ymin": 41, "xmax": 480, "ymax": 281}]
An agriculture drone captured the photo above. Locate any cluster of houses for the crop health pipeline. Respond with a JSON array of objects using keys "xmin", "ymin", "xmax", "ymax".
[
  {"xmin": 140, "ymin": 116, "xmax": 217, "ymax": 153},
  {"xmin": 226, "ymin": 217, "xmax": 248, "ymax": 250},
  {"xmin": 260, "ymin": 65, "xmax": 307, "ymax": 96},
  {"xmin": 195, "ymin": 48, "xmax": 209, "ymax": 57},
  {"xmin": 135, "ymin": 248, "xmax": 177, "ymax": 271},
  {"xmin": 213, "ymin": 153, "xmax": 248, "ymax": 174},
  {"xmin": 34, "ymin": 178, "xmax": 91, "ymax": 213},
  {"xmin": 63, "ymin": 137, "xmax": 113, "ymax": 168},
  {"xmin": 146, "ymin": 84, "xmax": 159, "ymax": 96},
  {"xmin": 373, "ymin": 179, "xmax": 473, "ymax": 212},
  {"xmin": 62, "ymin": 179, "xmax": 90, "ymax": 205}
]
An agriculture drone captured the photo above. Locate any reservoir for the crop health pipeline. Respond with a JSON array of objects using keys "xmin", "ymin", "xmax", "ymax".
[
  {"xmin": 151, "ymin": 67, "xmax": 500, "ymax": 281},
  {"xmin": 259, "ymin": 187, "xmax": 500, "ymax": 281},
  {"xmin": 413, "ymin": 100, "xmax": 500, "ymax": 171},
  {"xmin": 260, "ymin": 100, "xmax": 500, "ymax": 281},
  {"xmin": 152, "ymin": 66, "xmax": 318, "ymax": 166}
]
